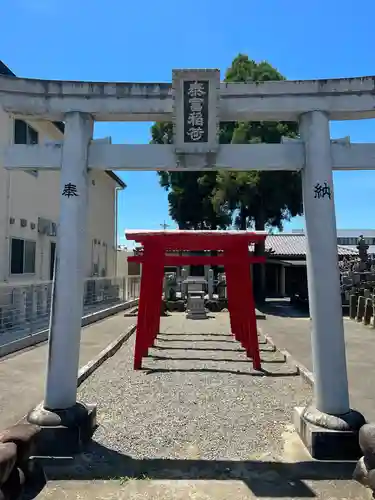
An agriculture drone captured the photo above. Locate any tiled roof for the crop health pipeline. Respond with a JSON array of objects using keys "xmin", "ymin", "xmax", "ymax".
[{"xmin": 262, "ymin": 234, "xmax": 359, "ymax": 257}]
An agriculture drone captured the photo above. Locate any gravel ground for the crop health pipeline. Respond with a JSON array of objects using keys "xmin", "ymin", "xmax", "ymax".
[
  {"xmin": 35, "ymin": 313, "xmax": 367, "ymax": 499},
  {"xmin": 78, "ymin": 313, "xmax": 308, "ymax": 461}
]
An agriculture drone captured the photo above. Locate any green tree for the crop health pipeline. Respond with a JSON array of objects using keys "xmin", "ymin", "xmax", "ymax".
[
  {"xmin": 213, "ymin": 55, "xmax": 303, "ymax": 300},
  {"xmin": 151, "ymin": 122, "xmax": 230, "ymax": 230},
  {"xmin": 214, "ymin": 54, "xmax": 302, "ymax": 232}
]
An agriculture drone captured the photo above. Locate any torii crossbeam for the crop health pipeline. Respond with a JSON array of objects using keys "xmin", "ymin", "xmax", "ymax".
[{"xmin": 126, "ymin": 230, "xmax": 267, "ymax": 371}]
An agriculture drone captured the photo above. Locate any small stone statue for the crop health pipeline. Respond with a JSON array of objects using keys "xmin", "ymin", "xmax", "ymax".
[
  {"xmin": 217, "ymin": 273, "xmax": 227, "ymax": 299},
  {"xmin": 357, "ymin": 235, "xmax": 369, "ymax": 263},
  {"xmin": 164, "ymin": 273, "xmax": 177, "ymax": 301}
]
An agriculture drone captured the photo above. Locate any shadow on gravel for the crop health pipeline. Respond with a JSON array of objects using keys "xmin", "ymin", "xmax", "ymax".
[
  {"xmin": 257, "ymin": 300, "xmax": 310, "ymax": 319},
  {"xmin": 152, "ymin": 346, "xmax": 276, "ymax": 353},
  {"xmin": 149, "ymin": 355, "xmax": 286, "ymax": 364},
  {"xmin": 156, "ymin": 336, "xmax": 237, "ymax": 343},
  {"xmin": 143, "ymin": 367, "xmax": 299, "ymax": 377},
  {"xmin": 159, "ymin": 332, "xmax": 233, "ymax": 337},
  {"xmin": 27, "ymin": 441, "xmax": 357, "ymax": 499}
]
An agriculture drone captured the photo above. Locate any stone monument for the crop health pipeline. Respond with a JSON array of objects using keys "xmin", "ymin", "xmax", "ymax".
[
  {"xmin": 357, "ymin": 235, "xmax": 369, "ymax": 270},
  {"xmin": 181, "ymin": 267, "xmax": 189, "ymax": 300},
  {"xmin": 207, "ymin": 268, "xmax": 214, "ymax": 300},
  {"xmin": 217, "ymin": 273, "xmax": 227, "ymax": 300},
  {"xmin": 184, "ymin": 276, "xmax": 208, "ymax": 320},
  {"xmin": 164, "ymin": 273, "xmax": 177, "ymax": 301}
]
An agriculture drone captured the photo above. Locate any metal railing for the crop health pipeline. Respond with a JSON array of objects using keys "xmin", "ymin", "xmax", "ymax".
[{"xmin": 0, "ymin": 276, "xmax": 141, "ymax": 346}]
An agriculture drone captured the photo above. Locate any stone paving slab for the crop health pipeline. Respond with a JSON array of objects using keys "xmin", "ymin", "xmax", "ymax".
[
  {"xmin": 258, "ymin": 300, "xmax": 375, "ymax": 423},
  {"xmin": 31, "ymin": 313, "xmax": 368, "ymax": 499},
  {"xmin": 0, "ymin": 312, "xmax": 136, "ymax": 429}
]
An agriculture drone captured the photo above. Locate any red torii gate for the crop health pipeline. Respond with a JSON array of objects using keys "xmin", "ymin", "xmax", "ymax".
[{"xmin": 126, "ymin": 230, "xmax": 267, "ymax": 371}]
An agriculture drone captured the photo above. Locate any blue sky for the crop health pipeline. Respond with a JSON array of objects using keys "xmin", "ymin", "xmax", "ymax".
[{"xmin": 2, "ymin": 0, "xmax": 375, "ymax": 246}]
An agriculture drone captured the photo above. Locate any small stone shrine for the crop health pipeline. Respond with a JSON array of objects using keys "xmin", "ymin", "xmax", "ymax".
[{"xmin": 184, "ymin": 276, "xmax": 208, "ymax": 319}]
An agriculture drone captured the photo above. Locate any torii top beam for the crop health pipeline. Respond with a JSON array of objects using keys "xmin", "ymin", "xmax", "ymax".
[
  {"xmin": 125, "ymin": 229, "xmax": 267, "ymax": 251},
  {"xmin": 1, "ymin": 73, "xmax": 375, "ymax": 122},
  {"xmin": 2, "ymin": 70, "xmax": 375, "ymax": 173}
]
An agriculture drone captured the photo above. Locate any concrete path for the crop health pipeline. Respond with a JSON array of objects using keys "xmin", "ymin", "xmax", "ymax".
[
  {"xmin": 31, "ymin": 313, "xmax": 367, "ymax": 499},
  {"xmin": 0, "ymin": 312, "xmax": 136, "ymax": 429},
  {"xmin": 258, "ymin": 300, "xmax": 375, "ymax": 422}
]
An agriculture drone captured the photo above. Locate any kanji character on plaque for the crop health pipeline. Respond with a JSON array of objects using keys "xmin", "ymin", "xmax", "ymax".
[
  {"xmin": 186, "ymin": 127, "xmax": 205, "ymax": 141},
  {"xmin": 188, "ymin": 97, "xmax": 204, "ymax": 113},
  {"xmin": 187, "ymin": 81, "xmax": 206, "ymax": 98},
  {"xmin": 187, "ymin": 112, "xmax": 204, "ymax": 127}
]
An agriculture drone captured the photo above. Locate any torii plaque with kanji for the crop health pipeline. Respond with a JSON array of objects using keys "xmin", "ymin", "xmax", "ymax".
[{"xmin": 172, "ymin": 69, "xmax": 220, "ymax": 155}]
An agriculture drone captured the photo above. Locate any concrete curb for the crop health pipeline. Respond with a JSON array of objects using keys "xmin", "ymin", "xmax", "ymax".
[
  {"xmin": 258, "ymin": 327, "xmax": 315, "ymax": 386},
  {"xmin": 256, "ymin": 312, "xmax": 266, "ymax": 320},
  {"xmin": 77, "ymin": 322, "xmax": 137, "ymax": 387},
  {"xmin": 0, "ymin": 298, "xmax": 138, "ymax": 359},
  {"xmin": 17, "ymin": 322, "xmax": 138, "ymax": 425}
]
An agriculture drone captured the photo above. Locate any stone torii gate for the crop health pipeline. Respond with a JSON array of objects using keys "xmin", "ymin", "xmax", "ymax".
[{"xmin": 1, "ymin": 69, "xmax": 374, "ymax": 458}]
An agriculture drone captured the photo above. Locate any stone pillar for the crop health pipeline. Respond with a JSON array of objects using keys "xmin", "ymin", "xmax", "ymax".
[
  {"xmin": 349, "ymin": 294, "xmax": 357, "ymax": 320},
  {"xmin": 28, "ymin": 113, "xmax": 95, "ymax": 454},
  {"xmin": 363, "ymin": 297, "xmax": 373, "ymax": 325},
  {"xmin": 294, "ymin": 111, "xmax": 364, "ymax": 459},
  {"xmin": 279, "ymin": 265, "xmax": 286, "ymax": 297},
  {"xmin": 356, "ymin": 295, "xmax": 366, "ymax": 322},
  {"xmin": 204, "ymin": 265, "xmax": 210, "ymax": 281},
  {"xmin": 181, "ymin": 267, "xmax": 188, "ymax": 299},
  {"xmin": 208, "ymin": 268, "xmax": 214, "ymax": 300}
]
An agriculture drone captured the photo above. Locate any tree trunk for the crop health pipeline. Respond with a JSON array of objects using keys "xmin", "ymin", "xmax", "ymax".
[
  {"xmin": 210, "ymin": 222, "xmax": 219, "ymax": 278},
  {"xmin": 239, "ymin": 206, "xmax": 247, "ymax": 230},
  {"xmin": 253, "ymin": 211, "xmax": 266, "ymax": 304}
]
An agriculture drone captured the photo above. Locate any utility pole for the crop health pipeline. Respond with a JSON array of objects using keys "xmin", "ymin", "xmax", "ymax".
[{"xmin": 160, "ymin": 221, "xmax": 170, "ymax": 230}]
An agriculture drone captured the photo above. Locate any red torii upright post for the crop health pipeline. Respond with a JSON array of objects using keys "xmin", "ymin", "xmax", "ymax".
[{"xmin": 126, "ymin": 230, "xmax": 267, "ymax": 371}]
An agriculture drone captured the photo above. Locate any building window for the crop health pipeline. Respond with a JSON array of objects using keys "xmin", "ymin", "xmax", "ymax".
[
  {"xmin": 14, "ymin": 120, "xmax": 39, "ymax": 145},
  {"xmin": 14, "ymin": 120, "xmax": 39, "ymax": 177},
  {"xmin": 10, "ymin": 238, "xmax": 36, "ymax": 275}
]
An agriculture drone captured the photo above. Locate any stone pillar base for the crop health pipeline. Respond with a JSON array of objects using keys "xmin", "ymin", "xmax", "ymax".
[
  {"xmin": 294, "ymin": 406, "xmax": 366, "ymax": 460},
  {"xmin": 27, "ymin": 402, "xmax": 96, "ymax": 457}
]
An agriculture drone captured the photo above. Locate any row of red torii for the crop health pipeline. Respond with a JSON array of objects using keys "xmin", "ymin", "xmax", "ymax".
[{"xmin": 126, "ymin": 229, "xmax": 266, "ymax": 371}]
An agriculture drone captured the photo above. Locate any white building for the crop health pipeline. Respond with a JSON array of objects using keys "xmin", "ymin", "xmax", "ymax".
[{"xmin": 0, "ymin": 61, "xmax": 126, "ymax": 284}]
